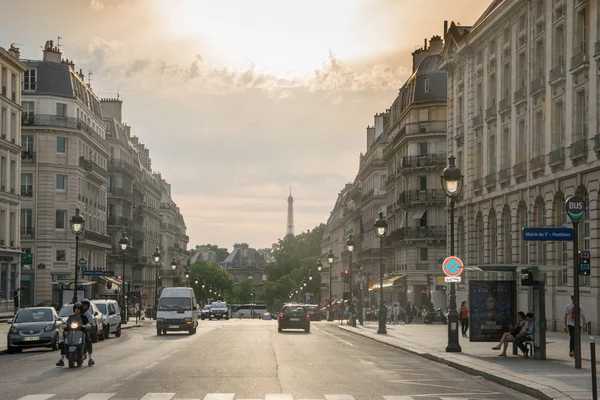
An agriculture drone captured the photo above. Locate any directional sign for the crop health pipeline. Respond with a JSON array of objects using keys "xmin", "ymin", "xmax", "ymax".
[
  {"xmin": 83, "ymin": 270, "xmax": 104, "ymax": 276},
  {"xmin": 522, "ymin": 227, "xmax": 573, "ymax": 241},
  {"xmin": 565, "ymin": 196, "xmax": 585, "ymax": 223},
  {"xmin": 579, "ymin": 251, "xmax": 591, "ymax": 276},
  {"xmin": 78, "ymin": 258, "xmax": 88, "ymax": 268},
  {"xmin": 442, "ymin": 256, "xmax": 464, "ymax": 277}
]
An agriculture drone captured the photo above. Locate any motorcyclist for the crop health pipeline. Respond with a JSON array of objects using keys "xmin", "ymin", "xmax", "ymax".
[
  {"xmin": 80, "ymin": 299, "xmax": 96, "ymax": 366},
  {"xmin": 56, "ymin": 302, "xmax": 90, "ymax": 367}
]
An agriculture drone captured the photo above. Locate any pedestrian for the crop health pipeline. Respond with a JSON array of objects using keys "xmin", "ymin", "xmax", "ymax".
[
  {"xmin": 459, "ymin": 301, "xmax": 469, "ymax": 338},
  {"xmin": 12, "ymin": 288, "xmax": 19, "ymax": 314},
  {"xmin": 565, "ymin": 293, "xmax": 586, "ymax": 358}
]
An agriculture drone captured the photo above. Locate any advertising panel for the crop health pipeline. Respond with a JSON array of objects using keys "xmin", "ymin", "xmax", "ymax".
[{"xmin": 469, "ymin": 280, "xmax": 516, "ymax": 342}]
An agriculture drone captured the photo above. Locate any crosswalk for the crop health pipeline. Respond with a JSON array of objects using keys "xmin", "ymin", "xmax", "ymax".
[{"xmin": 15, "ymin": 393, "xmax": 508, "ymax": 400}]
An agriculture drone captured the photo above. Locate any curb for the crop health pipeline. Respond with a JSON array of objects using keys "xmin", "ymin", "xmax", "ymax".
[
  {"xmin": 336, "ymin": 325, "xmax": 565, "ymax": 400},
  {"xmin": 120, "ymin": 324, "xmax": 142, "ymax": 329}
]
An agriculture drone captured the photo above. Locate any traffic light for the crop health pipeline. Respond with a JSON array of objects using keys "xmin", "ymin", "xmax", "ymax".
[{"xmin": 343, "ymin": 269, "xmax": 349, "ymax": 283}]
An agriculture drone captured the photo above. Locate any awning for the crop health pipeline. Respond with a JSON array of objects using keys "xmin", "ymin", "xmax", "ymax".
[
  {"xmin": 368, "ymin": 275, "xmax": 405, "ymax": 293},
  {"xmin": 412, "ymin": 209, "xmax": 427, "ymax": 219},
  {"xmin": 98, "ymin": 275, "xmax": 122, "ymax": 287},
  {"xmin": 51, "ymin": 281, "xmax": 95, "ymax": 286}
]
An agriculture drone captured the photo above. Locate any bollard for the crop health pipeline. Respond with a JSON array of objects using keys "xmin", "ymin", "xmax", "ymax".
[{"xmin": 591, "ymin": 337, "xmax": 598, "ymax": 400}]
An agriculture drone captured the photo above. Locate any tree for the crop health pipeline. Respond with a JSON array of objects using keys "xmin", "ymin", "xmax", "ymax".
[
  {"xmin": 230, "ymin": 279, "xmax": 254, "ymax": 304},
  {"xmin": 189, "ymin": 259, "xmax": 233, "ymax": 303},
  {"xmin": 190, "ymin": 244, "xmax": 230, "ymax": 263}
]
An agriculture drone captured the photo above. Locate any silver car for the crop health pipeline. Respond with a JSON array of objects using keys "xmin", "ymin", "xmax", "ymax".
[{"xmin": 7, "ymin": 307, "xmax": 63, "ymax": 353}]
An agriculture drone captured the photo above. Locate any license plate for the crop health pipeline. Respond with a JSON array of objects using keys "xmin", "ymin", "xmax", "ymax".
[
  {"xmin": 169, "ymin": 325, "xmax": 178, "ymax": 328},
  {"xmin": 24, "ymin": 336, "xmax": 39, "ymax": 341},
  {"xmin": 290, "ymin": 318, "xmax": 299, "ymax": 321}
]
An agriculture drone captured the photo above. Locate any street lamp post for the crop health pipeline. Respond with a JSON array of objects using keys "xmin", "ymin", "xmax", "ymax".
[
  {"xmin": 69, "ymin": 208, "xmax": 85, "ymax": 303},
  {"xmin": 441, "ymin": 155, "xmax": 464, "ymax": 353},
  {"xmin": 358, "ymin": 266, "xmax": 364, "ymax": 326},
  {"xmin": 153, "ymin": 247, "xmax": 161, "ymax": 314},
  {"xmin": 317, "ymin": 261, "xmax": 322, "ymax": 306},
  {"xmin": 185, "ymin": 269, "xmax": 190, "ymax": 288},
  {"xmin": 374, "ymin": 211, "xmax": 388, "ymax": 334},
  {"xmin": 346, "ymin": 234, "xmax": 356, "ymax": 327},
  {"xmin": 327, "ymin": 249, "xmax": 334, "ymax": 322},
  {"xmin": 119, "ymin": 232, "xmax": 129, "ymax": 321},
  {"xmin": 170, "ymin": 258, "xmax": 177, "ymax": 286}
]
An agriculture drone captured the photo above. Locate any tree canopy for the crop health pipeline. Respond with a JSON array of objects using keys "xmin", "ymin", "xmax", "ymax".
[
  {"xmin": 188, "ymin": 259, "xmax": 233, "ymax": 302},
  {"xmin": 189, "ymin": 244, "xmax": 230, "ymax": 263}
]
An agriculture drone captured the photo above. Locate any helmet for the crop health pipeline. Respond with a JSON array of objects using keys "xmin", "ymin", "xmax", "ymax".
[
  {"xmin": 81, "ymin": 298, "xmax": 91, "ymax": 309},
  {"xmin": 73, "ymin": 302, "xmax": 83, "ymax": 312}
]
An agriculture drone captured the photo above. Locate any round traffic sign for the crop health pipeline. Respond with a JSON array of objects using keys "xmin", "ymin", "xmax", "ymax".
[
  {"xmin": 442, "ymin": 256, "xmax": 464, "ymax": 277},
  {"xmin": 565, "ymin": 196, "xmax": 585, "ymax": 222}
]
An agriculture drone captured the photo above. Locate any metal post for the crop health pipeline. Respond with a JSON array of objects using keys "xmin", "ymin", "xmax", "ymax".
[
  {"xmin": 73, "ymin": 234, "xmax": 79, "ymax": 303},
  {"xmin": 591, "ymin": 337, "xmax": 598, "ymax": 400},
  {"xmin": 573, "ymin": 222, "xmax": 582, "ymax": 369},
  {"xmin": 122, "ymin": 251, "xmax": 126, "ymax": 322},
  {"xmin": 328, "ymin": 261, "xmax": 333, "ymax": 321},
  {"xmin": 349, "ymin": 251, "xmax": 355, "ymax": 327},
  {"xmin": 446, "ymin": 198, "xmax": 461, "ymax": 352},
  {"xmin": 377, "ymin": 236, "xmax": 387, "ymax": 334},
  {"xmin": 358, "ymin": 270, "xmax": 364, "ymax": 326}
]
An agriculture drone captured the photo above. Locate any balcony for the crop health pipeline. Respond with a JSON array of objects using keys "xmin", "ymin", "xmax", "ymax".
[
  {"xmin": 109, "ymin": 246, "xmax": 139, "ymax": 261},
  {"xmin": 530, "ymin": 155, "xmax": 545, "ymax": 173},
  {"xmin": 472, "ymin": 114, "xmax": 483, "ymax": 129},
  {"xmin": 82, "ymin": 230, "xmax": 111, "ymax": 245},
  {"xmin": 513, "ymin": 87, "xmax": 527, "ymax": 105},
  {"xmin": 107, "ymin": 216, "xmax": 129, "ymax": 226},
  {"xmin": 386, "ymin": 226, "xmax": 446, "ymax": 243},
  {"xmin": 530, "ymin": 76, "xmax": 545, "ymax": 96},
  {"xmin": 398, "ymin": 190, "xmax": 445, "ymax": 206},
  {"xmin": 548, "ymin": 147, "xmax": 565, "ymax": 167},
  {"xmin": 498, "ymin": 168, "xmax": 511, "ymax": 184},
  {"xmin": 21, "ymin": 151, "xmax": 36, "ymax": 163},
  {"xmin": 79, "ymin": 157, "xmax": 108, "ymax": 181},
  {"xmin": 108, "ymin": 188, "xmax": 133, "ymax": 202},
  {"xmin": 20, "ymin": 227, "xmax": 34, "ymax": 239},
  {"xmin": 20, "ymin": 187, "xmax": 33, "ymax": 197},
  {"xmin": 472, "ymin": 177, "xmax": 483, "ymax": 192},
  {"xmin": 569, "ymin": 138, "xmax": 588, "ymax": 161},
  {"xmin": 400, "ymin": 154, "xmax": 446, "ymax": 169},
  {"xmin": 498, "ymin": 96, "xmax": 511, "ymax": 115},
  {"xmin": 108, "ymin": 158, "xmax": 138, "ymax": 177},
  {"xmin": 513, "ymin": 162, "xmax": 527, "ymax": 179},
  {"xmin": 570, "ymin": 51, "xmax": 588, "ymax": 73},
  {"xmin": 485, "ymin": 104, "xmax": 497, "ymax": 122},
  {"xmin": 549, "ymin": 64, "xmax": 565, "ymax": 85},
  {"xmin": 21, "ymin": 114, "xmax": 106, "ymax": 147},
  {"xmin": 484, "ymin": 172, "xmax": 497, "ymax": 188}
]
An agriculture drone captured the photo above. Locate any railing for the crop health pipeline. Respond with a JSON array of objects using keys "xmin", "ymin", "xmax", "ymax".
[
  {"xmin": 530, "ymin": 76, "xmax": 544, "ymax": 95},
  {"xmin": 530, "ymin": 155, "xmax": 545, "ymax": 172},
  {"xmin": 513, "ymin": 162, "xmax": 526, "ymax": 178},
  {"xmin": 498, "ymin": 96, "xmax": 511, "ymax": 114},
  {"xmin": 108, "ymin": 188, "xmax": 133, "ymax": 202},
  {"xmin": 109, "ymin": 246, "xmax": 139, "ymax": 260},
  {"xmin": 107, "ymin": 216, "xmax": 129, "ymax": 226},
  {"xmin": 83, "ymin": 229, "xmax": 111, "ymax": 245},
  {"xmin": 21, "ymin": 151, "xmax": 36, "ymax": 163},
  {"xmin": 398, "ymin": 189, "xmax": 445, "ymax": 205},
  {"xmin": 108, "ymin": 158, "xmax": 138, "ymax": 176},
  {"xmin": 472, "ymin": 114, "xmax": 483, "ymax": 128},
  {"xmin": 21, "ymin": 113, "xmax": 106, "ymax": 147},
  {"xmin": 485, "ymin": 104, "xmax": 497, "ymax": 121},
  {"xmin": 472, "ymin": 177, "xmax": 483, "ymax": 191},
  {"xmin": 513, "ymin": 87, "xmax": 527, "ymax": 104},
  {"xmin": 79, "ymin": 157, "xmax": 108, "ymax": 179},
  {"xmin": 401, "ymin": 154, "xmax": 446, "ymax": 169},
  {"xmin": 485, "ymin": 172, "xmax": 497, "ymax": 186},
  {"xmin": 498, "ymin": 168, "xmax": 511, "ymax": 183},
  {"xmin": 387, "ymin": 226, "xmax": 446, "ymax": 242},
  {"xmin": 549, "ymin": 147, "xmax": 565, "ymax": 166},
  {"xmin": 549, "ymin": 64, "xmax": 564, "ymax": 84},
  {"xmin": 570, "ymin": 52, "xmax": 588, "ymax": 71},
  {"xmin": 569, "ymin": 138, "xmax": 588, "ymax": 160},
  {"xmin": 20, "ymin": 188, "xmax": 33, "ymax": 197}
]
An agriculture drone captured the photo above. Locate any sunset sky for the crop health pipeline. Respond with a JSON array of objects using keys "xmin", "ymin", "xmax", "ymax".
[{"xmin": 1, "ymin": 0, "xmax": 490, "ymax": 250}]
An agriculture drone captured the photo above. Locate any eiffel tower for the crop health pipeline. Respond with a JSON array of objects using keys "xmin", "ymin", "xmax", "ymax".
[{"xmin": 286, "ymin": 187, "xmax": 295, "ymax": 236}]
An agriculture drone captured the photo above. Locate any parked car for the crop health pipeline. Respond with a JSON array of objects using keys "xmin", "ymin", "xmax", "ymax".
[
  {"xmin": 209, "ymin": 301, "xmax": 229, "ymax": 320},
  {"xmin": 58, "ymin": 303, "xmax": 104, "ymax": 342},
  {"xmin": 92, "ymin": 299, "xmax": 122, "ymax": 339},
  {"xmin": 305, "ymin": 304, "xmax": 321, "ymax": 321},
  {"xmin": 199, "ymin": 304, "xmax": 211, "ymax": 320},
  {"xmin": 6, "ymin": 307, "xmax": 63, "ymax": 353},
  {"xmin": 278, "ymin": 303, "xmax": 310, "ymax": 333}
]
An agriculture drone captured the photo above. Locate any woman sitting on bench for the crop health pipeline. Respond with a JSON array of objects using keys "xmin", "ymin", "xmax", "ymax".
[{"xmin": 492, "ymin": 311, "xmax": 525, "ymax": 356}]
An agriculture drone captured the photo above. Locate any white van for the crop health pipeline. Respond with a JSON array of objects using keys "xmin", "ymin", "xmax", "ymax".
[{"xmin": 156, "ymin": 287, "xmax": 198, "ymax": 335}]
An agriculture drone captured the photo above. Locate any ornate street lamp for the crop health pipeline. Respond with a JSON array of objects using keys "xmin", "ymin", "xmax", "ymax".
[
  {"xmin": 317, "ymin": 260, "xmax": 323, "ymax": 306},
  {"xmin": 69, "ymin": 208, "xmax": 85, "ymax": 303},
  {"xmin": 185, "ymin": 269, "xmax": 190, "ymax": 287},
  {"xmin": 153, "ymin": 247, "xmax": 161, "ymax": 312},
  {"xmin": 327, "ymin": 248, "xmax": 334, "ymax": 321},
  {"xmin": 374, "ymin": 211, "xmax": 388, "ymax": 334},
  {"xmin": 346, "ymin": 234, "xmax": 356, "ymax": 327},
  {"xmin": 119, "ymin": 232, "xmax": 129, "ymax": 321},
  {"xmin": 441, "ymin": 155, "xmax": 464, "ymax": 353}
]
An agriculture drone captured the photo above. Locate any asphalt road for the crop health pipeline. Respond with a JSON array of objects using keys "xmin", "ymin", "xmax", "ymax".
[{"xmin": 0, "ymin": 319, "xmax": 536, "ymax": 400}]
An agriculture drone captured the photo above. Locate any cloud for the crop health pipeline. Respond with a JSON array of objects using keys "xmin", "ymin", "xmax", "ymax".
[
  {"xmin": 89, "ymin": 0, "xmax": 104, "ymax": 10},
  {"xmin": 80, "ymin": 37, "xmax": 410, "ymax": 98}
]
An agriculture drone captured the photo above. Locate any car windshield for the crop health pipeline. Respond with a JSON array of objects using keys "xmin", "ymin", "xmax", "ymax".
[
  {"xmin": 203, "ymin": 305, "xmax": 211, "ymax": 310},
  {"xmin": 306, "ymin": 306, "xmax": 318, "ymax": 312},
  {"xmin": 283, "ymin": 306, "xmax": 306, "ymax": 313},
  {"xmin": 94, "ymin": 303, "xmax": 108, "ymax": 314},
  {"xmin": 59, "ymin": 307, "xmax": 74, "ymax": 318},
  {"xmin": 14, "ymin": 309, "xmax": 54, "ymax": 323},
  {"xmin": 158, "ymin": 297, "xmax": 191, "ymax": 311},
  {"xmin": 211, "ymin": 303, "xmax": 227, "ymax": 309}
]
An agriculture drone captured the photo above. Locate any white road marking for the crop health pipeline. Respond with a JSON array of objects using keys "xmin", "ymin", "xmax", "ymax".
[
  {"xmin": 78, "ymin": 395, "xmax": 117, "ymax": 400},
  {"xmin": 404, "ymin": 392, "xmax": 506, "ymax": 397},
  {"xmin": 265, "ymin": 395, "xmax": 294, "ymax": 400},
  {"xmin": 17, "ymin": 396, "xmax": 56, "ymax": 400},
  {"xmin": 324, "ymin": 395, "xmax": 356, "ymax": 400},
  {"xmin": 203, "ymin": 394, "xmax": 235, "ymax": 400},
  {"xmin": 312, "ymin": 326, "xmax": 355, "ymax": 347},
  {"xmin": 139, "ymin": 394, "xmax": 175, "ymax": 400},
  {"xmin": 382, "ymin": 397, "xmax": 414, "ymax": 400}
]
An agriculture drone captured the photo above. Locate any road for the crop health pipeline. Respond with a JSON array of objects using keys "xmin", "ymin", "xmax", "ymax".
[{"xmin": 0, "ymin": 319, "xmax": 536, "ymax": 400}]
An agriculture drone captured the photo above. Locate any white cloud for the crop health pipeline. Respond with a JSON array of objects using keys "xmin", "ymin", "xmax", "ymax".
[{"xmin": 89, "ymin": 0, "xmax": 104, "ymax": 10}]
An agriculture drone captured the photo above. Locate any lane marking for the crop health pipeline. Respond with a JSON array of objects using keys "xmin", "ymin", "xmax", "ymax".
[
  {"xmin": 388, "ymin": 381, "xmax": 490, "ymax": 391},
  {"xmin": 381, "ymin": 397, "xmax": 414, "ymax": 400},
  {"xmin": 324, "ymin": 395, "xmax": 356, "ymax": 400},
  {"xmin": 265, "ymin": 394, "xmax": 294, "ymax": 400},
  {"xmin": 312, "ymin": 326, "xmax": 355, "ymax": 347},
  {"xmin": 203, "ymin": 394, "xmax": 235, "ymax": 400},
  {"xmin": 16, "ymin": 396, "xmax": 56, "ymax": 400},
  {"xmin": 399, "ymin": 392, "xmax": 506, "ymax": 397},
  {"xmin": 139, "ymin": 394, "xmax": 176, "ymax": 400},
  {"xmin": 79, "ymin": 394, "xmax": 118, "ymax": 400}
]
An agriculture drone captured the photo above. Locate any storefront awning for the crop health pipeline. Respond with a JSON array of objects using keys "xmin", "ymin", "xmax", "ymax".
[
  {"xmin": 368, "ymin": 275, "xmax": 404, "ymax": 293},
  {"xmin": 51, "ymin": 281, "xmax": 95, "ymax": 286},
  {"xmin": 98, "ymin": 276, "xmax": 122, "ymax": 287}
]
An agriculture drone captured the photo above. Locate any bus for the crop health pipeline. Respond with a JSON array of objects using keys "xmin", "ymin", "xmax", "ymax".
[{"xmin": 230, "ymin": 303, "xmax": 268, "ymax": 318}]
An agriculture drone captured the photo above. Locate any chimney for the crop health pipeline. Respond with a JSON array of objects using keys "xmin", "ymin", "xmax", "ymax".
[
  {"xmin": 8, "ymin": 44, "xmax": 20, "ymax": 59},
  {"xmin": 42, "ymin": 40, "xmax": 61, "ymax": 63},
  {"xmin": 366, "ymin": 125, "xmax": 375, "ymax": 150},
  {"xmin": 424, "ymin": 38, "xmax": 428, "ymax": 51},
  {"xmin": 429, "ymin": 35, "xmax": 444, "ymax": 54},
  {"xmin": 444, "ymin": 20, "xmax": 448, "ymax": 37}
]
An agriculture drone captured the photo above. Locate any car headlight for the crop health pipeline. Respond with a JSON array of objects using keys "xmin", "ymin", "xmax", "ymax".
[
  {"xmin": 9, "ymin": 327, "xmax": 18, "ymax": 334},
  {"xmin": 44, "ymin": 323, "xmax": 55, "ymax": 332}
]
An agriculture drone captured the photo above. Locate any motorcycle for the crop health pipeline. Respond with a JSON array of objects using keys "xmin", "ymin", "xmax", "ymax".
[
  {"xmin": 423, "ymin": 308, "xmax": 448, "ymax": 324},
  {"xmin": 64, "ymin": 316, "xmax": 88, "ymax": 368}
]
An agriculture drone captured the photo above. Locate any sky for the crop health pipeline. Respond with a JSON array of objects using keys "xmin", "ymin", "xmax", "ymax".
[{"xmin": 1, "ymin": 0, "xmax": 490, "ymax": 251}]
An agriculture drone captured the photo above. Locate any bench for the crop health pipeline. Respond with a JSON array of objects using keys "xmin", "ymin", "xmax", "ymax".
[{"xmin": 512, "ymin": 340, "xmax": 534, "ymax": 357}]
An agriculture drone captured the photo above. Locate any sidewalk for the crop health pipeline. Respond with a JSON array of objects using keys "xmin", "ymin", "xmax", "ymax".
[{"xmin": 337, "ymin": 322, "xmax": 598, "ymax": 400}]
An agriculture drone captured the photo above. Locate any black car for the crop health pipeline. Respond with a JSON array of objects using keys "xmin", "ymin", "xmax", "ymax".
[
  {"xmin": 305, "ymin": 305, "xmax": 321, "ymax": 321},
  {"xmin": 209, "ymin": 301, "xmax": 229, "ymax": 320},
  {"xmin": 199, "ymin": 305, "xmax": 211, "ymax": 320},
  {"xmin": 278, "ymin": 303, "xmax": 310, "ymax": 333}
]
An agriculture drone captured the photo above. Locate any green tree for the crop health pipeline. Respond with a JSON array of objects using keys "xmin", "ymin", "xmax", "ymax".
[
  {"xmin": 190, "ymin": 244, "xmax": 230, "ymax": 263},
  {"xmin": 189, "ymin": 260, "xmax": 233, "ymax": 302},
  {"xmin": 230, "ymin": 279, "xmax": 254, "ymax": 304}
]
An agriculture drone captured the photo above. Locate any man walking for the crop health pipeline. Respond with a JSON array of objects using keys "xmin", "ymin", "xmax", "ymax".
[{"xmin": 565, "ymin": 293, "xmax": 586, "ymax": 358}]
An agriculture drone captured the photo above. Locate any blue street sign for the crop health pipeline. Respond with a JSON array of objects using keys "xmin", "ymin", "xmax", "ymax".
[
  {"xmin": 83, "ymin": 270, "xmax": 105, "ymax": 276},
  {"xmin": 522, "ymin": 227, "xmax": 573, "ymax": 241}
]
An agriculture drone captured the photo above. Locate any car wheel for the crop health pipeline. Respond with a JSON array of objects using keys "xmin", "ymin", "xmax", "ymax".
[
  {"xmin": 103, "ymin": 325, "xmax": 110, "ymax": 340},
  {"xmin": 157, "ymin": 328, "xmax": 161, "ymax": 336},
  {"xmin": 162, "ymin": 329, "xmax": 167, "ymax": 335},
  {"xmin": 278, "ymin": 326, "xmax": 282, "ymax": 332},
  {"xmin": 115, "ymin": 324, "xmax": 122, "ymax": 338}
]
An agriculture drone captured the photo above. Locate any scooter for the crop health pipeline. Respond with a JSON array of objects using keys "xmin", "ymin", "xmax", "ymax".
[
  {"xmin": 423, "ymin": 308, "xmax": 448, "ymax": 324},
  {"xmin": 64, "ymin": 316, "xmax": 88, "ymax": 368}
]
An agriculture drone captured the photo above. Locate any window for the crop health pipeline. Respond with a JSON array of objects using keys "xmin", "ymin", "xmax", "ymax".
[
  {"xmin": 517, "ymin": 119, "xmax": 527, "ymax": 163},
  {"xmin": 488, "ymin": 135, "xmax": 496, "ymax": 173},
  {"xmin": 55, "ymin": 210, "xmax": 66, "ymax": 229},
  {"xmin": 57, "ymin": 137, "xmax": 66, "ymax": 154},
  {"xmin": 1, "ymin": 67, "xmax": 5, "ymax": 93},
  {"xmin": 234, "ymin": 276, "xmax": 238, "ymax": 283},
  {"xmin": 56, "ymin": 103, "xmax": 67, "ymax": 118},
  {"xmin": 56, "ymin": 175, "xmax": 67, "ymax": 191},
  {"xmin": 56, "ymin": 250, "xmax": 66, "ymax": 262},
  {"xmin": 576, "ymin": 7, "xmax": 588, "ymax": 54},
  {"xmin": 22, "ymin": 135, "xmax": 33, "ymax": 153},
  {"xmin": 20, "ymin": 209, "xmax": 32, "ymax": 236},
  {"xmin": 10, "ymin": 113, "xmax": 15, "ymax": 141},
  {"xmin": 532, "ymin": 112, "xmax": 543, "ymax": 158},
  {"xmin": 501, "ymin": 127, "xmax": 510, "ymax": 169},
  {"xmin": 475, "ymin": 140, "xmax": 483, "ymax": 179},
  {"xmin": 1, "ymin": 108, "xmax": 5, "ymax": 137},
  {"xmin": 553, "ymin": 101, "xmax": 564, "ymax": 148},
  {"xmin": 418, "ymin": 248, "xmax": 428, "ymax": 262},
  {"xmin": 554, "ymin": 25, "xmax": 564, "ymax": 66},
  {"xmin": 23, "ymin": 69, "xmax": 36, "ymax": 91},
  {"xmin": 419, "ymin": 142, "xmax": 428, "ymax": 155},
  {"xmin": 419, "ymin": 210, "xmax": 428, "ymax": 227},
  {"xmin": 20, "ymin": 173, "xmax": 32, "ymax": 196},
  {"xmin": 423, "ymin": 77, "xmax": 430, "ymax": 93},
  {"xmin": 419, "ymin": 176, "xmax": 427, "ymax": 190},
  {"xmin": 575, "ymin": 90, "xmax": 587, "ymax": 140},
  {"xmin": 11, "ymin": 74, "xmax": 15, "ymax": 98},
  {"xmin": 22, "ymin": 102, "xmax": 34, "ymax": 118}
]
